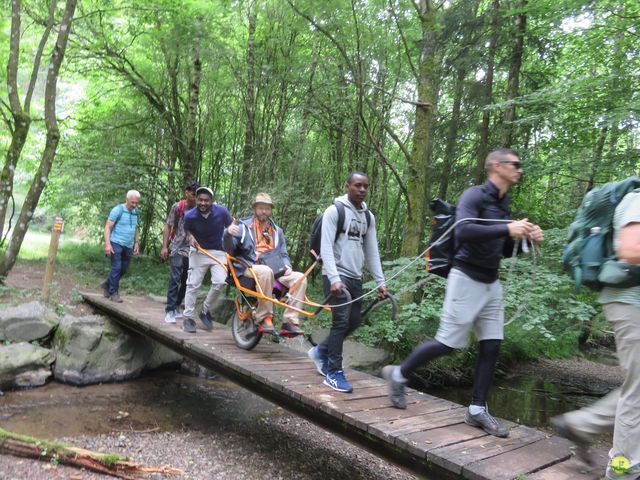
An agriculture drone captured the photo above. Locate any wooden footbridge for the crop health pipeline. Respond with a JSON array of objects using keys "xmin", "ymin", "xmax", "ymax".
[{"xmin": 82, "ymin": 292, "xmax": 605, "ymax": 480}]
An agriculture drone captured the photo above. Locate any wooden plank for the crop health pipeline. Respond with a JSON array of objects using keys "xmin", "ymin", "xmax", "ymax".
[
  {"xmin": 243, "ymin": 361, "xmax": 315, "ymax": 372},
  {"xmin": 289, "ymin": 377, "xmax": 383, "ymax": 395},
  {"xmin": 259, "ymin": 368, "xmax": 322, "ymax": 382},
  {"xmin": 462, "ymin": 435, "xmax": 573, "ymax": 480},
  {"xmin": 83, "ymin": 291, "xmax": 580, "ymax": 480},
  {"xmin": 428, "ymin": 426, "xmax": 546, "ymax": 475},
  {"xmin": 316, "ymin": 390, "xmax": 427, "ymax": 415},
  {"xmin": 526, "ymin": 447, "xmax": 608, "ymax": 480},
  {"xmin": 291, "ymin": 385, "xmax": 392, "ymax": 413},
  {"xmin": 345, "ymin": 396, "xmax": 458, "ymax": 431},
  {"xmin": 398, "ymin": 423, "xmax": 489, "ymax": 460},
  {"xmin": 368, "ymin": 407, "xmax": 467, "ymax": 442}
]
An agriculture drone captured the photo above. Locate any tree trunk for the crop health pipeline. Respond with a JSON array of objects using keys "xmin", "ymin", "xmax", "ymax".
[
  {"xmin": 585, "ymin": 127, "xmax": 608, "ymax": 193},
  {"xmin": 0, "ymin": 427, "xmax": 182, "ymax": 479},
  {"xmin": 0, "ymin": 119, "xmax": 29, "ymax": 244},
  {"xmin": 0, "ymin": 0, "xmax": 55, "ymax": 242},
  {"xmin": 475, "ymin": 0, "xmax": 499, "ymax": 184},
  {"xmin": 290, "ymin": 33, "xmax": 319, "ymax": 186},
  {"xmin": 183, "ymin": 22, "xmax": 202, "ymax": 185},
  {"xmin": 439, "ymin": 63, "xmax": 466, "ymax": 200},
  {"xmin": 240, "ymin": 1, "xmax": 257, "ymax": 207},
  {"xmin": 400, "ymin": 0, "xmax": 438, "ymax": 257},
  {"xmin": 0, "ymin": 0, "xmax": 77, "ymax": 278},
  {"xmin": 500, "ymin": 0, "xmax": 527, "ymax": 148}
]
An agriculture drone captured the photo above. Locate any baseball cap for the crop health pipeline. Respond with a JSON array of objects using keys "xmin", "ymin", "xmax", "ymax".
[{"xmin": 196, "ymin": 186, "xmax": 214, "ymax": 198}]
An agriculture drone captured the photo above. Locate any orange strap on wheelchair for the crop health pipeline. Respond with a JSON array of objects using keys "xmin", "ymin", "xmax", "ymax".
[{"xmin": 226, "ymin": 254, "xmax": 325, "ymax": 317}]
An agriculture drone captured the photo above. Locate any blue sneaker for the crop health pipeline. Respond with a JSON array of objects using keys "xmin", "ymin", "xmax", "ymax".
[
  {"xmin": 307, "ymin": 346, "xmax": 328, "ymax": 376},
  {"xmin": 323, "ymin": 370, "xmax": 353, "ymax": 393}
]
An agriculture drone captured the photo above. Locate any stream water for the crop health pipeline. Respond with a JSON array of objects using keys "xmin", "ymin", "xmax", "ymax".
[
  {"xmin": 0, "ymin": 366, "xmax": 610, "ymax": 439},
  {"xmin": 0, "ymin": 371, "xmax": 278, "ymax": 439},
  {"xmin": 426, "ymin": 374, "xmax": 608, "ymax": 430}
]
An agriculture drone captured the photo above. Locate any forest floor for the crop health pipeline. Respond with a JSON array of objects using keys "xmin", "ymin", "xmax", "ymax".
[{"xmin": 1, "ymin": 257, "xmax": 621, "ymax": 480}]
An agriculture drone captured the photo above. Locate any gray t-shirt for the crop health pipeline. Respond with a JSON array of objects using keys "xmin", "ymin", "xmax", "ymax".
[
  {"xmin": 166, "ymin": 201, "xmax": 190, "ymax": 257},
  {"xmin": 599, "ymin": 191, "xmax": 640, "ymax": 307}
]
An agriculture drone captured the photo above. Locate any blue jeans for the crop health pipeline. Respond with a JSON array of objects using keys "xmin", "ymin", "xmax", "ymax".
[
  {"xmin": 317, "ymin": 275, "xmax": 363, "ymax": 373},
  {"xmin": 107, "ymin": 242, "xmax": 133, "ymax": 295},
  {"xmin": 166, "ymin": 254, "xmax": 189, "ymax": 313}
]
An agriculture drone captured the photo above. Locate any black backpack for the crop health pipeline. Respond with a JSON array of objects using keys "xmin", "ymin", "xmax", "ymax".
[
  {"xmin": 426, "ymin": 185, "xmax": 493, "ymax": 278},
  {"xmin": 425, "ymin": 199, "xmax": 456, "ymax": 277},
  {"xmin": 309, "ymin": 201, "xmax": 371, "ymax": 260}
]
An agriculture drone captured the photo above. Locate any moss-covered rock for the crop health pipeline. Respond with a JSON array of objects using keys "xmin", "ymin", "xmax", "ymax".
[
  {"xmin": 52, "ymin": 314, "xmax": 181, "ymax": 385},
  {"xmin": 0, "ymin": 301, "xmax": 59, "ymax": 343},
  {"xmin": 0, "ymin": 343, "xmax": 54, "ymax": 389}
]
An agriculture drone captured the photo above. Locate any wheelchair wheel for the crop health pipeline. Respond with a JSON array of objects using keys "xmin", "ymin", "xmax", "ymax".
[{"xmin": 231, "ymin": 297, "xmax": 262, "ymax": 350}]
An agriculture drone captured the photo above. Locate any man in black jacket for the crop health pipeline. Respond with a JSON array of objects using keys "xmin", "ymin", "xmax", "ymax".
[{"xmin": 382, "ymin": 148, "xmax": 544, "ymax": 437}]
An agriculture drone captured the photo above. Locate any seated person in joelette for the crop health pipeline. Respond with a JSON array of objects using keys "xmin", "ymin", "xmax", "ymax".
[{"xmin": 223, "ymin": 193, "xmax": 307, "ymax": 335}]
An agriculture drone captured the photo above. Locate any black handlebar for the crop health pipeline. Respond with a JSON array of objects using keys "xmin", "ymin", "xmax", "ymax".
[{"xmin": 362, "ymin": 293, "xmax": 397, "ymax": 321}]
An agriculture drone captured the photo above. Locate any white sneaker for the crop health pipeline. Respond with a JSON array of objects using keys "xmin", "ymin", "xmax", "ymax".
[
  {"xmin": 174, "ymin": 309, "xmax": 184, "ymax": 319},
  {"xmin": 164, "ymin": 310, "xmax": 176, "ymax": 324}
]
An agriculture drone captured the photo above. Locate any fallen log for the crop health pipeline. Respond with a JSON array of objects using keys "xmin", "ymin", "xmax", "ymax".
[{"xmin": 0, "ymin": 428, "xmax": 183, "ymax": 479}]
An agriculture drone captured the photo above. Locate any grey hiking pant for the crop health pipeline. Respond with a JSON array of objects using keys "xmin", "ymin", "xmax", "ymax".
[
  {"xmin": 563, "ymin": 302, "xmax": 640, "ymax": 466},
  {"xmin": 183, "ymin": 248, "xmax": 227, "ymax": 319}
]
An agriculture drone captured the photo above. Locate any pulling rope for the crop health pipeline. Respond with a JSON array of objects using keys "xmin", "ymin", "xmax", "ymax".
[
  {"xmin": 503, "ymin": 238, "xmax": 539, "ymax": 326},
  {"xmin": 291, "ymin": 217, "xmax": 524, "ymax": 309}
]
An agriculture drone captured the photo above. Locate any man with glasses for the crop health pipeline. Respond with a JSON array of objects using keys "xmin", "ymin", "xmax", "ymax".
[
  {"xmin": 382, "ymin": 148, "xmax": 544, "ymax": 437},
  {"xmin": 224, "ymin": 193, "xmax": 307, "ymax": 335}
]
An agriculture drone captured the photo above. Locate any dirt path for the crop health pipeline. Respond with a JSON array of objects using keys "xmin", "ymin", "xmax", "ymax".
[{"xmin": 4, "ymin": 259, "xmax": 93, "ymax": 315}]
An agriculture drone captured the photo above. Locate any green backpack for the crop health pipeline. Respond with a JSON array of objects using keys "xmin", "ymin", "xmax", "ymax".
[{"xmin": 563, "ymin": 176, "xmax": 640, "ymax": 292}]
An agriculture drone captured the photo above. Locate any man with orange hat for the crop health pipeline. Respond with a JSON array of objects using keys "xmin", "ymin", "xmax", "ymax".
[{"xmin": 224, "ymin": 193, "xmax": 307, "ymax": 335}]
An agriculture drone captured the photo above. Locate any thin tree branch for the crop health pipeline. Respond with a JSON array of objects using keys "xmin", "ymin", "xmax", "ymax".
[
  {"xmin": 0, "ymin": 100, "xmax": 14, "ymax": 134},
  {"xmin": 388, "ymin": 0, "xmax": 419, "ymax": 80},
  {"xmin": 362, "ymin": 82, "xmax": 432, "ymax": 107},
  {"xmin": 359, "ymin": 109, "xmax": 410, "ymax": 205},
  {"xmin": 7, "ymin": 0, "xmax": 24, "ymax": 115},
  {"xmin": 24, "ymin": 0, "xmax": 57, "ymax": 112}
]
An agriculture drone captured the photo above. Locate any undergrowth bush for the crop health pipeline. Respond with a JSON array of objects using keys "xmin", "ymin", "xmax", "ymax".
[{"xmin": 355, "ymin": 227, "xmax": 606, "ymax": 384}]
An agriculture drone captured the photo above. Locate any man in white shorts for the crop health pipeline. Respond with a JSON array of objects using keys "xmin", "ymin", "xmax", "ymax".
[{"xmin": 382, "ymin": 148, "xmax": 544, "ymax": 437}]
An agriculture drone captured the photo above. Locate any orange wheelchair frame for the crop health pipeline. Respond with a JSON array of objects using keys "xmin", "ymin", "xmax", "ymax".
[
  {"xmin": 195, "ymin": 245, "xmax": 397, "ymax": 351},
  {"xmin": 196, "ymin": 245, "xmax": 330, "ymax": 350}
]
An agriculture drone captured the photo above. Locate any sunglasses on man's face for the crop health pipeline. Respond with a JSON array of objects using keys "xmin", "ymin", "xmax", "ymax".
[{"xmin": 500, "ymin": 160, "xmax": 523, "ymax": 169}]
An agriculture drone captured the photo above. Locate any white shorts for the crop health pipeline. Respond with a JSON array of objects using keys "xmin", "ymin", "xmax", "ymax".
[{"xmin": 434, "ymin": 268, "xmax": 504, "ymax": 349}]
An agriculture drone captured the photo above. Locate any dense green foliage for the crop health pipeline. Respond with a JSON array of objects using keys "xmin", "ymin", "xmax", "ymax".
[
  {"xmin": 357, "ymin": 228, "xmax": 605, "ymax": 382},
  {"xmin": 1, "ymin": 0, "xmax": 637, "ymax": 378},
  {"xmin": 3, "ymin": 0, "xmax": 638, "ymax": 258}
]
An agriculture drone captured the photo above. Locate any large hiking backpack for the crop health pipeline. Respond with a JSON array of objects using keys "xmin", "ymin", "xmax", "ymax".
[
  {"xmin": 425, "ymin": 185, "xmax": 496, "ymax": 278},
  {"xmin": 309, "ymin": 201, "xmax": 371, "ymax": 260},
  {"xmin": 425, "ymin": 198, "xmax": 457, "ymax": 278},
  {"xmin": 562, "ymin": 176, "xmax": 640, "ymax": 291}
]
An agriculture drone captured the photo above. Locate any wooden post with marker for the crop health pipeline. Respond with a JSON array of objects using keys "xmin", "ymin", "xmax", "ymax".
[{"xmin": 42, "ymin": 216, "xmax": 63, "ymax": 301}]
